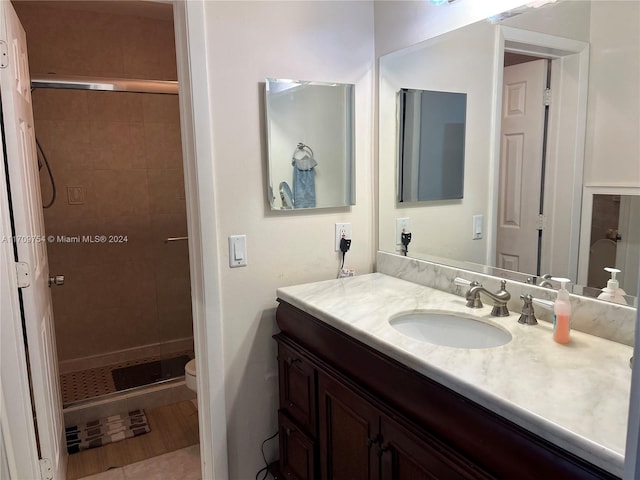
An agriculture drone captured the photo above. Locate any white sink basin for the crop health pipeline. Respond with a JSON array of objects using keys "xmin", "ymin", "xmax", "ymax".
[{"xmin": 389, "ymin": 312, "xmax": 512, "ymax": 349}]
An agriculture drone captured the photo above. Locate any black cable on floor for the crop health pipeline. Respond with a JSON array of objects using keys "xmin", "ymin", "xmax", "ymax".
[{"xmin": 255, "ymin": 430, "xmax": 279, "ymax": 480}]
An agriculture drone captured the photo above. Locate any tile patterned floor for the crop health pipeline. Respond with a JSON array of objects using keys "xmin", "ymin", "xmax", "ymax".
[
  {"xmin": 60, "ymin": 351, "xmax": 194, "ymax": 404},
  {"xmin": 78, "ymin": 444, "xmax": 201, "ymax": 480}
]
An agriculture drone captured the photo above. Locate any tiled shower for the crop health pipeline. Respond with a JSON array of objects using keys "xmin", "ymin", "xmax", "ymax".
[
  {"xmin": 34, "ymin": 88, "xmax": 193, "ymax": 405},
  {"xmin": 14, "ymin": 1, "xmax": 194, "ymax": 407}
]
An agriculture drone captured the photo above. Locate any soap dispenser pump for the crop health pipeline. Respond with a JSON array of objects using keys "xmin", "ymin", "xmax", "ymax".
[
  {"xmin": 597, "ymin": 267, "xmax": 627, "ymax": 305},
  {"xmin": 552, "ymin": 277, "xmax": 571, "ymax": 344}
]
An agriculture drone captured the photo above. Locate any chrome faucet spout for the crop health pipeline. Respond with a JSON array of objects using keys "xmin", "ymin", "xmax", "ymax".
[{"xmin": 467, "ymin": 280, "xmax": 511, "ymax": 317}]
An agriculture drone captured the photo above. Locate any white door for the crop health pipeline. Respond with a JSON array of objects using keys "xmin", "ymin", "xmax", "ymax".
[
  {"xmin": 496, "ymin": 59, "xmax": 547, "ymax": 274},
  {"xmin": 0, "ymin": 3, "xmax": 67, "ymax": 479}
]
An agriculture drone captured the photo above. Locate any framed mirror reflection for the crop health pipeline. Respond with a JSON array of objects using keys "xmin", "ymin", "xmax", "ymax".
[
  {"xmin": 265, "ymin": 78, "xmax": 355, "ymax": 210},
  {"xmin": 397, "ymin": 88, "xmax": 467, "ymax": 203},
  {"xmin": 378, "ymin": 0, "xmax": 639, "ymax": 305}
]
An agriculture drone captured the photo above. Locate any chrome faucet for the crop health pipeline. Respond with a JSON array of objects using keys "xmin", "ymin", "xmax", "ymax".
[
  {"xmin": 538, "ymin": 274, "xmax": 555, "ymax": 288},
  {"xmin": 526, "ymin": 274, "xmax": 554, "ymax": 288},
  {"xmin": 466, "ymin": 280, "xmax": 511, "ymax": 317}
]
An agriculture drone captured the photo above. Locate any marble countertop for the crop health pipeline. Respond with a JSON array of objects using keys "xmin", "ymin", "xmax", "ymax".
[{"xmin": 277, "ymin": 272, "xmax": 632, "ymax": 477}]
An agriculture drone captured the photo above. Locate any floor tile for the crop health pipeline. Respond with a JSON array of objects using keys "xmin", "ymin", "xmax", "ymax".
[
  {"xmin": 122, "ymin": 444, "xmax": 201, "ymax": 480},
  {"xmin": 80, "ymin": 468, "xmax": 126, "ymax": 480}
]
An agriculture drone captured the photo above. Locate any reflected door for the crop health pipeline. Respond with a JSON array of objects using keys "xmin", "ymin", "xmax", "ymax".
[{"xmin": 496, "ymin": 59, "xmax": 546, "ymax": 274}]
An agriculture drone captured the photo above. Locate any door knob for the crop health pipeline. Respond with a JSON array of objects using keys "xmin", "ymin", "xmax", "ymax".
[{"xmin": 48, "ymin": 275, "xmax": 64, "ymax": 287}]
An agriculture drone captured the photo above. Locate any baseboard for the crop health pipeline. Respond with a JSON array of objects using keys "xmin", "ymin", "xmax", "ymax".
[{"xmin": 58, "ymin": 337, "xmax": 194, "ymax": 374}]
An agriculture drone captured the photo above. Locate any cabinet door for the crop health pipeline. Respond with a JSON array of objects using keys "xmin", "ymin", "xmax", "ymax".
[
  {"xmin": 318, "ymin": 372, "xmax": 379, "ymax": 480},
  {"xmin": 379, "ymin": 415, "xmax": 493, "ymax": 480},
  {"xmin": 279, "ymin": 411, "xmax": 317, "ymax": 480},
  {"xmin": 278, "ymin": 342, "xmax": 317, "ymax": 436}
]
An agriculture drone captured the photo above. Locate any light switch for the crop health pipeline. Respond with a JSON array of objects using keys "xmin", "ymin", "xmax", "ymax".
[
  {"xmin": 472, "ymin": 215, "xmax": 483, "ymax": 240},
  {"xmin": 229, "ymin": 235, "xmax": 247, "ymax": 267}
]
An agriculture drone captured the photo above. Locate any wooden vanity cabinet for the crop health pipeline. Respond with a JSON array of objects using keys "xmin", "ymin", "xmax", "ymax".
[
  {"xmin": 277, "ymin": 342, "xmax": 318, "ymax": 479},
  {"xmin": 275, "ymin": 300, "xmax": 620, "ymax": 480},
  {"xmin": 317, "ymin": 371, "xmax": 379, "ymax": 479},
  {"xmin": 278, "ymin": 342, "xmax": 317, "ymax": 436},
  {"xmin": 318, "ymin": 368, "xmax": 490, "ymax": 480},
  {"xmin": 278, "ymin": 410, "xmax": 316, "ymax": 480}
]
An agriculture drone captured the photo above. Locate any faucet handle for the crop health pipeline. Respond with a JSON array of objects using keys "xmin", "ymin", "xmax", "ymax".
[
  {"xmin": 518, "ymin": 294, "xmax": 538, "ymax": 325},
  {"xmin": 532, "ymin": 298, "xmax": 554, "ymax": 310},
  {"xmin": 454, "ymin": 277, "xmax": 473, "ymax": 287}
]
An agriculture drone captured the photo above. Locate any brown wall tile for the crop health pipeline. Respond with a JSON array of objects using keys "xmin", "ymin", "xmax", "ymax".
[{"xmin": 19, "ymin": 3, "xmax": 191, "ymax": 362}]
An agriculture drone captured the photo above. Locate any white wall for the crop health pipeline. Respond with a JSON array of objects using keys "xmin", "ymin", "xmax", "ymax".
[
  {"xmin": 374, "ymin": 0, "xmax": 531, "ymax": 57},
  {"xmin": 500, "ymin": 0, "xmax": 591, "ymax": 40},
  {"xmin": 584, "ymin": 0, "xmax": 640, "ymax": 186},
  {"xmin": 201, "ymin": 2, "xmax": 375, "ymax": 478}
]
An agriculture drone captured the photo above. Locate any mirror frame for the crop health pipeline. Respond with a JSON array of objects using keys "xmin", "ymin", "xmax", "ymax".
[{"xmin": 265, "ymin": 78, "xmax": 356, "ymax": 211}]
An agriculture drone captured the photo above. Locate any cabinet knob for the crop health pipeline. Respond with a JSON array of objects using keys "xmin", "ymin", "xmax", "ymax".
[
  {"xmin": 288, "ymin": 402, "xmax": 294, "ymax": 408},
  {"xmin": 366, "ymin": 434, "xmax": 381, "ymax": 448},
  {"xmin": 378, "ymin": 443, "xmax": 390, "ymax": 457}
]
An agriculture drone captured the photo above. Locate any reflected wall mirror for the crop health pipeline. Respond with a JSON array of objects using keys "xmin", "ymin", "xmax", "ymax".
[
  {"xmin": 397, "ymin": 88, "xmax": 467, "ymax": 203},
  {"xmin": 265, "ymin": 78, "xmax": 355, "ymax": 210},
  {"xmin": 578, "ymin": 187, "xmax": 640, "ymax": 298},
  {"xmin": 378, "ymin": 0, "xmax": 639, "ymax": 304}
]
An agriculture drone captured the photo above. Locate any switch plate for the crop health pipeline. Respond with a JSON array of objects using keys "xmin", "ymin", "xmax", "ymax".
[
  {"xmin": 472, "ymin": 215, "xmax": 483, "ymax": 240},
  {"xmin": 335, "ymin": 223, "xmax": 351, "ymax": 251},
  {"xmin": 229, "ymin": 235, "xmax": 247, "ymax": 267},
  {"xmin": 396, "ymin": 217, "xmax": 411, "ymax": 245}
]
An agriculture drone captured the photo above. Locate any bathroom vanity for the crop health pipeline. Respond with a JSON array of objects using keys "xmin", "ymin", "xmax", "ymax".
[{"xmin": 272, "ymin": 273, "xmax": 630, "ymax": 479}]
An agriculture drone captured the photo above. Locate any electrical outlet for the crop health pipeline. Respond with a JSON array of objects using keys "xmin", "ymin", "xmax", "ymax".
[
  {"xmin": 335, "ymin": 223, "xmax": 352, "ymax": 251},
  {"xmin": 396, "ymin": 217, "xmax": 411, "ymax": 245}
]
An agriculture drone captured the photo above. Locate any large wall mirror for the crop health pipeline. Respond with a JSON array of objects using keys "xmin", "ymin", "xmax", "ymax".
[
  {"xmin": 265, "ymin": 78, "xmax": 355, "ymax": 210},
  {"xmin": 378, "ymin": 0, "xmax": 639, "ymax": 305}
]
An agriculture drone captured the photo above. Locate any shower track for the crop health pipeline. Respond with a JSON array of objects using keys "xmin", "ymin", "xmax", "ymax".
[
  {"xmin": 31, "ymin": 73, "xmax": 178, "ymax": 95},
  {"xmin": 60, "ymin": 350, "xmax": 194, "ymax": 408}
]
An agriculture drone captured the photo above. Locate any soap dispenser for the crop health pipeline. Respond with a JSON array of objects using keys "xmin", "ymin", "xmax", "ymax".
[
  {"xmin": 552, "ymin": 277, "xmax": 571, "ymax": 344},
  {"xmin": 597, "ymin": 267, "xmax": 627, "ymax": 305}
]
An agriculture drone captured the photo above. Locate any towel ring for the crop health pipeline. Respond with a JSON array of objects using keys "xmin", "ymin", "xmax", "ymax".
[{"xmin": 293, "ymin": 142, "xmax": 314, "ymax": 160}]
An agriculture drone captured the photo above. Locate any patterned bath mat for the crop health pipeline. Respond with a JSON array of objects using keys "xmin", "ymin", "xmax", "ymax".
[{"xmin": 66, "ymin": 409, "xmax": 150, "ymax": 454}]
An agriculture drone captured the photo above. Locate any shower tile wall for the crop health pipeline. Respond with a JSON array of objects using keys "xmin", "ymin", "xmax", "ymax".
[{"xmin": 14, "ymin": 2, "xmax": 192, "ymax": 365}]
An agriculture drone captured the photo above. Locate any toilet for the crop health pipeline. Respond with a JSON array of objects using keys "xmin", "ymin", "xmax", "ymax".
[{"xmin": 185, "ymin": 359, "xmax": 197, "ymax": 393}]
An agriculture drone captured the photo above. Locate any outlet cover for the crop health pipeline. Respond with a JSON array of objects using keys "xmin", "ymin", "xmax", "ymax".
[
  {"xmin": 396, "ymin": 217, "xmax": 411, "ymax": 245},
  {"xmin": 335, "ymin": 223, "xmax": 352, "ymax": 251}
]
